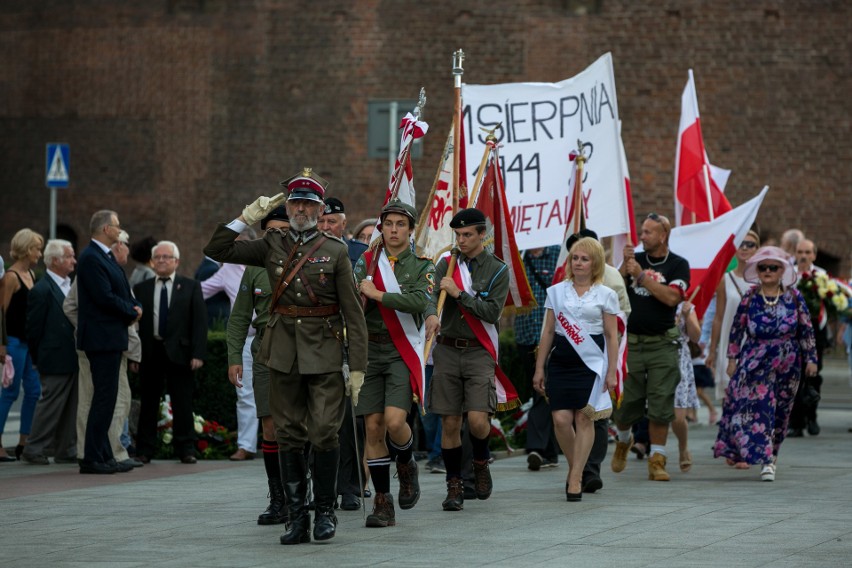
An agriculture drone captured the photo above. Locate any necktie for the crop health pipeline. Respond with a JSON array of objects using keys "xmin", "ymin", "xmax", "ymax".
[{"xmin": 158, "ymin": 277, "xmax": 170, "ymax": 337}]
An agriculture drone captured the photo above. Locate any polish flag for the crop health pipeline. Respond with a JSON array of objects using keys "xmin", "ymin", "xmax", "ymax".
[
  {"xmin": 551, "ymin": 153, "xmax": 580, "ymax": 285},
  {"xmin": 611, "ymin": 125, "xmax": 639, "ymax": 268},
  {"xmin": 674, "ymin": 70, "xmax": 733, "ymax": 226},
  {"xmin": 656, "ymin": 187, "xmax": 768, "ymax": 319}
]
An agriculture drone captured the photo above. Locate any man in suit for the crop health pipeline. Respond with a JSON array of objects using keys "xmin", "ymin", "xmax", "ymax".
[
  {"xmin": 75, "ymin": 210, "xmax": 142, "ymax": 474},
  {"xmin": 21, "ymin": 239, "xmax": 79, "ymax": 465},
  {"xmin": 134, "ymin": 241, "xmax": 207, "ymax": 464}
]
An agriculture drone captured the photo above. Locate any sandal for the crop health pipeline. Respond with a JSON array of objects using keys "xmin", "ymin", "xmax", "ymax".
[
  {"xmin": 679, "ymin": 450, "xmax": 692, "ymax": 473},
  {"xmin": 760, "ymin": 463, "xmax": 776, "ymax": 482}
]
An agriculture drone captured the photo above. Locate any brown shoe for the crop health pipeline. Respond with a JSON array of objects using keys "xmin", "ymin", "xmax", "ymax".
[
  {"xmin": 442, "ymin": 478, "xmax": 464, "ymax": 511},
  {"xmin": 647, "ymin": 453, "xmax": 670, "ymax": 481},
  {"xmin": 365, "ymin": 492, "xmax": 396, "ymax": 527},
  {"xmin": 611, "ymin": 436, "xmax": 633, "ymax": 473},
  {"xmin": 472, "ymin": 460, "xmax": 493, "ymax": 500},
  {"xmin": 229, "ymin": 448, "xmax": 256, "ymax": 461},
  {"xmin": 395, "ymin": 457, "xmax": 420, "ymax": 510}
]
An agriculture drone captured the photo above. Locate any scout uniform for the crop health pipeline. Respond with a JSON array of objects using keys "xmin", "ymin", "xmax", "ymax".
[
  {"xmin": 352, "ymin": 200, "xmax": 435, "ymax": 526},
  {"xmin": 425, "ymin": 208, "xmax": 510, "ymax": 511},
  {"xmin": 204, "ymin": 168, "xmax": 367, "ymax": 545}
]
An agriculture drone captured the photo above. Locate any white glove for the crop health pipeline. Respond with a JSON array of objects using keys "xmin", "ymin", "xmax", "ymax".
[
  {"xmin": 242, "ymin": 193, "xmax": 287, "ymax": 225},
  {"xmin": 348, "ymin": 370, "xmax": 365, "ymax": 407}
]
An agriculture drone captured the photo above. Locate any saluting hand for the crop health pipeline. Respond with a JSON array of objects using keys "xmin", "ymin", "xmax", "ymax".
[{"xmin": 241, "ymin": 193, "xmax": 287, "ymax": 225}]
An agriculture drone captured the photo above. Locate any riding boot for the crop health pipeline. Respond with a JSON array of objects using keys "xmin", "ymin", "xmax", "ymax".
[
  {"xmin": 278, "ymin": 450, "xmax": 311, "ymax": 545},
  {"xmin": 311, "ymin": 447, "xmax": 340, "ymax": 541}
]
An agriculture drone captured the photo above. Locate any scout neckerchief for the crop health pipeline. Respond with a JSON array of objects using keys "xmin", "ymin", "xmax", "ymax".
[
  {"xmin": 552, "ymin": 282, "xmax": 620, "ymax": 418},
  {"xmin": 441, "ymin": 251, "xmax": 519, "ymax": 411},
  {"xmin": 364, "ymin": 248, "xmax": 426, "ymax": 410}
]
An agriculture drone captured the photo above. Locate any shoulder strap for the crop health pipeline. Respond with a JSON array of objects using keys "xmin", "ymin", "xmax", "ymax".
[
  {"xmin": 269, "ymin": 236, "xmax": 328, "ymax": 312},
  {"xmin": 728, "ymin": 272, "xmax": 745, "ymax": 298}
]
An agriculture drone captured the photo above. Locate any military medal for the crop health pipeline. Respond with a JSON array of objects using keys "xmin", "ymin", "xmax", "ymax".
[{"xmin": 318, "ymin": 273, "xmax": 329, "ymax": 287}]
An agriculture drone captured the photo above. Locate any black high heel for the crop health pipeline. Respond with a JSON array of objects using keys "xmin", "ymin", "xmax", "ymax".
[
  {"xmin": 15, "ymin": 444, "xmax": 24, "ymax": 461},
  {"xmin": 566, "ymin": 483, "xmax": 582, "ymax": 502}
]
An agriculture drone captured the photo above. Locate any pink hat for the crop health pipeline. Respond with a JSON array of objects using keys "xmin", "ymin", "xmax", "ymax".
[{"xmin": 743, "ymin": 246, "xmax": 798, "ymax": 287}]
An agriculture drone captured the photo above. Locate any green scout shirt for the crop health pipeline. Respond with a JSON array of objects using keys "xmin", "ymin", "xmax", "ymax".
[
  {"xmin": 226, "ymin": 266, "xmax": 271, "ymax": 367},
  {"xmin": 353, "ymin": 247, "xmax": 435, "ymax": 334},
  {"xmin": 426, "ymin": 249, "xmax": 510, "ymax": 339}
]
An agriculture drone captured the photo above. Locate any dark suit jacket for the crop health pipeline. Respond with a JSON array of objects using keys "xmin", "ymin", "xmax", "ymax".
[
  {"xmin": 195, "ymin": 257, "xmax": 230, "ymax": 327},
  {"xmin": 134, "ymin": 274, "xmax": 207, "ymax": 366},
  {"xmin": 75, "ymin": 241, "xmax": 140, "ymax": 352},
  {"xmin": 26, "ymin": 275, "xmax": 78, "ymax": 375}
]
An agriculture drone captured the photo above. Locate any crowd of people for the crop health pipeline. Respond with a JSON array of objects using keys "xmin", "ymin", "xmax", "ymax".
[{"xmin": 0, "ymin": 174, "xmax": 849, "ymax": 547}]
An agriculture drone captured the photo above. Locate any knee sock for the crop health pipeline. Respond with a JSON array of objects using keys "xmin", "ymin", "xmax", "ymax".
[
  {"xmin": 442, "ymin": 446, "xmax": 463, "ymax": 481},
  {"xmin": 389, "ymin": 432, "xmax": 414, "ymax": 465},
  {"xmin": 469, "ymin": 432, "xmax": 491, "ymax": 463},
  {"xmin": 367, "ymin": 455, "xmax": 392, "ymax": 494},
  {"xmin": 618, "ymin": 429, "xmax": 632, "ymax": 444},
  {"xmin": 262, "ymin": 440, "xmax": 280, "ymax": 482}
]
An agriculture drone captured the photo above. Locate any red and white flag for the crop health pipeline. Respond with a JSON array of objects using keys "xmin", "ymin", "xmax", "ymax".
[
  {"xmin": 415, "ymin": 123, "xmax": 468, "ymax": 261},
  {"xmin": 473, "ymin": 147, "xmax": 536, "ymax": 310},
  {"xmin": 552, "ymin": 154, "xmax": 580, "ymax": 285},
  {"xmin": 611, "ymin": 125, "xmax": 639, "ymax": 268},
  {"xmin": 660, "ymin": 187, "xmax": 768, "ymax": 319},
  {"xmin": 674, "ymin": 70, "xmax": 733, "ymax": 226}
]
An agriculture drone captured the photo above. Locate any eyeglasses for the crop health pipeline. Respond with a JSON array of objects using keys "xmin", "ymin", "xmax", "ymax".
[
  {"xmin": 739, "ymin": 241, "xmax": 758, "ymax": 250},
  {"xmin": 757, "ymin": 264, "xmax": 782, "ymax": 273},
  {"xmin": 152, "ymin": 255, "xmax": 176, "ymax": 261}
]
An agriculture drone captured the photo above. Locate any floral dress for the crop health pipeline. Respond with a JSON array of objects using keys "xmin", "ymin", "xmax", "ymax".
[
  {"xmin": 674, "ymin": 303, "xmax": 699, "ymax": 410},
  {"xmin": 713, "ymin": 288, "xmax": 817, "ymax": 465}
]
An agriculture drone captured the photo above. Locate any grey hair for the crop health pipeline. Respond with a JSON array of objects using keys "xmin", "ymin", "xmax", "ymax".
[
  {"xmin": 89, "ymin": 210, "xmax": 117, "ymax": 235},
  {"xmin": 152, "ymin": 240, "xmax": 181, "ymax": 260},
  {"xmin": 44, "ymin": 239, "xmax": 72, "ymax": 266}
]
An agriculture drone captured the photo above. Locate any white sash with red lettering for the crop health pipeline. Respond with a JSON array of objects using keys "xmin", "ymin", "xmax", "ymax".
[
  {"xmin": 552, "ymin": 284, "xmax": 614, "ymax": 419},
  {"xmin": 372, "ymin": 250, "xmax": 426, "ymax": 408}
]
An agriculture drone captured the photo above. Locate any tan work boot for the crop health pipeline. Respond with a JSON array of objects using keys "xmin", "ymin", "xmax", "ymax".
[
  {"xmin": 611, "ymin": 436, "xmax": 633, "ymax": 473},
  {"xmin": 647, "ymin": 453, "xmax": 671, "ymax": 481}
]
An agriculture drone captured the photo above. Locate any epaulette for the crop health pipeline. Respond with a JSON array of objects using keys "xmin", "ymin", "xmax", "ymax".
[{"xmin": 321, "ymin": 232, "xmax": 347, "ymax": 246}]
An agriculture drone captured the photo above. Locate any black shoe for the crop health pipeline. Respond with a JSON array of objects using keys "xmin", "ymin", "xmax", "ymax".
[
  {"xmin": 463, "ymin": 484, "xmax": 477, "ymax": 500},
  {"xmin": 527, "ymin": 451, "xmax": 543, "ymax": 471},
  {"xmin": 566, "ymin": 491, "xmax": 583, "ymax": 502},
  {"xmin": 311, "ymin": 448, "xmax": 340, "ymax": 541},
  {"xmin": 259, "ymin": 477, "xmax": 288, "ymax": 525},
  {"xmin": 278, "ymin": 450, "xmax": 310, "ymax": 545},
  {"xmin": 180, "ymin": 454, "xmax": 198, "ymax": 464},
  {"xmin": 787, "ymin": 428, "xmax": 804, "ymax": 438},
  {"xmin": 582, "ymin": 477, "xmax": 603, "ymax": 494},
  {"xmin": 279, "ymin": 511, "xmax": 311, "ymax": 545},
  {"xmin": 79, "ymin": 461, "xmax": 117, "ymax": 474},
  {"xmin": 107, "ymin": 459, "xmax": 134, "ymax": 473},
  {"xmin": 339, "ymin": 493, "xmax": 361, "ymax": 511},
  {"xmin": 807, "ymin": 420, "xmax": 820, "ymax": 436}
]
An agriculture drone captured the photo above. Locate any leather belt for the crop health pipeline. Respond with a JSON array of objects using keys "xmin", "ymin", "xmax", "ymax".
[
  {"xmin": 436, "ymin": 336, "xmax": 478, "ymax": 349},
  {"xmin": 273, "ymin": 304, "xmax": 340, "ymax": 317},
  {"xmin": 368, "ymin": 333, "xmax": 394, "ymax": 344}
]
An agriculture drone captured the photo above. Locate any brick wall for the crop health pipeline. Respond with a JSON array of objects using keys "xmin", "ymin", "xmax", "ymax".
[{"xmin": 1, "ymin": 0, "xmax": 849, "ymax": 275}]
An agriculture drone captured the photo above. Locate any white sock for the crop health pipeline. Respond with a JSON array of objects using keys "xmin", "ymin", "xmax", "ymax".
[
  {"xmin": 617, "ymin": 429, "xmax": 632, "ymax": 444},
  {"xmin": 650, "ymin": 444, "xmax": 667, "ymax": 457}
]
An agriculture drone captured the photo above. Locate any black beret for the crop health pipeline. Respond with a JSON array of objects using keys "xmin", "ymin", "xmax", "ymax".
[
  {"xmin": 449, "ymin": 208, "xmax": 486, "ymax": 229},
  {"xmin": 566, "ymin": 228, "xmax": 599, "ymax": 251},
  {"xmin": 261, "ymin": 206, "xmax": 289, "ymax": 230},
  {"xmin": 323, "ymin": 197, "xmax": 345, "ymax": 216}
]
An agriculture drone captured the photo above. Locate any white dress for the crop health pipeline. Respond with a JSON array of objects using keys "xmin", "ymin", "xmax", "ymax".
[{"xmin": 714, "ymin": 272, "xmax": 750, "ymax": 399}]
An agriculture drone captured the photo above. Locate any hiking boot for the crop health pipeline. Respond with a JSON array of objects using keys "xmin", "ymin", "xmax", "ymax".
[
  {"xmin": 396, "ymin": 457, "xmax": 420, "ymax": 510},
  {"xmin": 365, "ymin": 492, "xmax": 396, "ymax": 527},
  {"xmin": 611, "ymin": 436, "xmax": 633, "ymax": 473},
  {"xmin": 647, "ymin": 453, "xmax": 671, "ymax": 481},
  {"xmin": 442, "ymin": 478, "xmax": 464, "ymax": 511},
  {"xmin": 472, "ymin": 460, "xmax": 493, "ymax": 500}
]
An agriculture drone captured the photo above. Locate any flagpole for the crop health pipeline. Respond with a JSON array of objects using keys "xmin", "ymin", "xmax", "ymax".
[
  {"xmin": 467, "ymin": 125, "xmax": 500, "ymax": 208},
  {"xmin": 452, "ymin": 49, "xmax": 464, "ymax": 216},
  {"xmin": 423, "ymin": 248, "xmax": 459, "ymax": 359},
  {"xmin": 572, "ymin": 140, "xmax": 587, "ymax": 234},
  {"xmin": 702, "ymin": 164, "xmax": 715, "ymax": 222}
]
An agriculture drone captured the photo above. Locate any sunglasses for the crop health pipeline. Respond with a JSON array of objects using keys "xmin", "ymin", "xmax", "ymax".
[
  {"xmin": 739, "ymin": 241, "xmax": 758, "ymax": 250},
  {"xmin": 757, "ymin": 264, "xmax": 782, "ymax": 273}
]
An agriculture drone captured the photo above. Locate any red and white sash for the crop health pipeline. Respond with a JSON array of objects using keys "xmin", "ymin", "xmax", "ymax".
[
  {"xmin": 367, "ymin": 250, "xmax": 426, "ymax": 409},
  {"xmin": 442, "ymin": 252, "xmax": 520, "ymax": 410}
]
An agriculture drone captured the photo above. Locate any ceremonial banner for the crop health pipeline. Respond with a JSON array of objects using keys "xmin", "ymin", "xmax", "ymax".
[
  {"xmin": 674, "ymin": 69, "xmax": 732, "ymax": 226},
  {"xmin": 462, "ymin": 53, "xmax": 628, "ymax": 250}
]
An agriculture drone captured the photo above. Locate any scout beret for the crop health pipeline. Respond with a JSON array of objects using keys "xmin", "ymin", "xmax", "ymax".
[
  {"xmin": 565, "ymin": 228, "xmax": 598, "ymax": 250},
  {"xmin": 449, "ymin": 208, "xmax": 486, "ymax": 228},
  {"xmin": 323, "ymin": 197, "xmax": 345, "ymax": 216},
  {"xmin": 261, "ymin": 206, "xmax": 289, "ymax": 230},
  {"xmin": 380, "ymin": 199, "xmax": 417, "ymax": 224},
  {"xmin": 280, "ymin": 167, "xmax": 328, "ymax": 203}
]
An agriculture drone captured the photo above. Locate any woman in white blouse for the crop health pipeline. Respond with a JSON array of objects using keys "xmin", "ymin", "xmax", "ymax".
[{"xmin": 533, "ymin": 237, "xmax": 619, "ymax": 501}]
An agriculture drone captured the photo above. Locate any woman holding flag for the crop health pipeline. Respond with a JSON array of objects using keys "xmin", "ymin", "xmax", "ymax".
[{"xmin": 532, "ymin": 237, "xmax": 620, "ymax": 501}]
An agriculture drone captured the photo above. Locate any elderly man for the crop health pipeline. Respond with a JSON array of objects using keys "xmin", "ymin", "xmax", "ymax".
[
  {"xmin": 133, "ymin": 241, "xmax": 207, "ymax": 464},
  {"xmin": 21, "ymin": 240, "xmax": 78, "ymax": 465},
  {"xmin": 612, "ymin": 213, "xmax": 690, "ymax": 482},
  {"xmin": 204, "ymin": 168, "xmax": 368, "ymax": 545}
]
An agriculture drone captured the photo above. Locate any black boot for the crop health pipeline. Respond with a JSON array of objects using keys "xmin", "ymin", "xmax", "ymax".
[
  {"xmin": 311, "ymin": 448, "xmax": 340, "ymax": 541},
  {"xmin": 258, "ymin": 475, "xmax": 288, "ymax": 525},
  {"xmin": 278, "ymin": 450, "xmax": 311, "ymax": 545}
]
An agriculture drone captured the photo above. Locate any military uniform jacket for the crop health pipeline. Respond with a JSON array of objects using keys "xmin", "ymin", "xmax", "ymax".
[
  {"xmin": 226, "ymin": 266, "xmax": 271, "ymax": 367},
  {"xmin": 425, "ymin": 249, "xmax": 510, "ymax": 339},
  {"xmin": 204, "ymin": 224, "xmax": 368, "ymax": 374},
  {"xmin": 353, "ymin": 247, "xmax": 435, "ymax": 334}
]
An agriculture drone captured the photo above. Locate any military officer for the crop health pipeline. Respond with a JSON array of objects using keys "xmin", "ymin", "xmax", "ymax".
[
  {"xmin": 424, "ymin": 208, "xmax": 510, "ymax": 512},
  {"xmin": 204, "ymin": 168, "xmax": 368, "ymax": 545},
  {"xmin": 353, "ymin": 200, "xmax": 435, "ymax": 527}
]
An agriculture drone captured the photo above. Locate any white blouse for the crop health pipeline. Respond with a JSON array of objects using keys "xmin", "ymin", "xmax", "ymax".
[{"xmin": 544, "ymin": 281, "xmax": 620, "ymax": 335}]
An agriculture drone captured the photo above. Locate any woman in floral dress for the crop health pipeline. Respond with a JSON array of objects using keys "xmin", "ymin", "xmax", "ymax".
[
  {"xmin": 713, "ymin": 246, "xmax": 817, "ymax": 481},
  {"xmin": 672, "ymin": 301, "xmax": 701, "ymax": 473}
]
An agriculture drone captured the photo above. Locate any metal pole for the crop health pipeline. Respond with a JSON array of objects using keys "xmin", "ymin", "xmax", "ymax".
[
  {"xmin": 49, "ymin": 187, "xmax": 57, "ymax": 239},
  {"xmin": 388, "ymin": 101, "xmax": 399, "ymax": 179}
]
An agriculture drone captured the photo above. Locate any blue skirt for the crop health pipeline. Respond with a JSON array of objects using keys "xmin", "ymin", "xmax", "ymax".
[{"xmin": 545, "ymin": 334, "xmax": 604, "ymax": 411}]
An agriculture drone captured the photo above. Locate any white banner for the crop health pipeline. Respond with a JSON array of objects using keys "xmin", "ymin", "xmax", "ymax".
[{"xmin": 462, "ymin": 53, "xmax": 627, "ymax": 250}]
